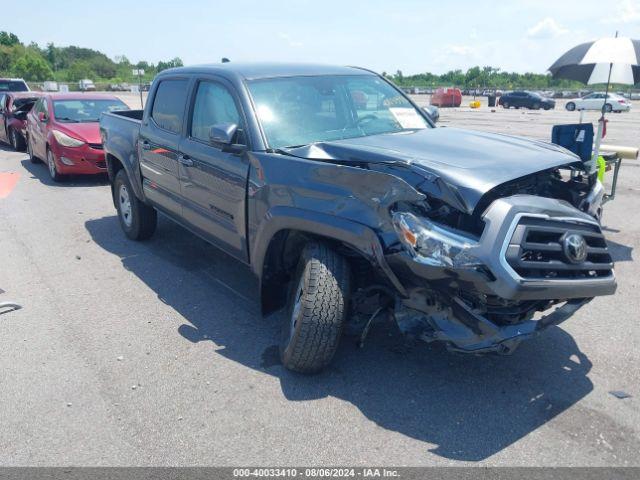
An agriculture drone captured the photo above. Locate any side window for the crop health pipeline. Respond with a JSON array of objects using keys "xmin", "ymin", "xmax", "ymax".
[
  {"xmin": 151, "ymin": 79, "xmax": 189, "ymax": 134},
  {"xmin": 0, "ymin": 95, "xmax": 6, "ymax": 111},
  {"xmin": 33, "ymin": 98, "xmax": 46, "ymax": 118},
  {"xmin": 190, "ymin": 81, "xmax": 243, "ymax": 143}
]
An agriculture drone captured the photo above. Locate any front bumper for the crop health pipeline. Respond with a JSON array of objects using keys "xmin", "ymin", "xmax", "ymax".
[
  {"xmin": 387, "ymin": 195, "xmax": 616, "ymax": 302},
  {"xmin": 386, "ymin": 195, "xmax": 616, "ymax": 353},
  {"xmin": 51, "ymin": 143, "xmax": 106, "ymax": 175}
]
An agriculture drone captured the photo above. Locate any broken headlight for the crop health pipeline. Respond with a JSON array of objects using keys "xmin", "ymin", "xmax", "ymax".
[{"xmin": 392, "ymin": 211, "xmax": 482, "ymax": 268}]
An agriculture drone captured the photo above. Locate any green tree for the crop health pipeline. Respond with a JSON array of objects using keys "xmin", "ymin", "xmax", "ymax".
[
  {"xmin": 67, "ymin": 60, "xmax": 93, "ymax": 81},
  {"xmin": 12, "ymin": 52, "xmax": 53, "ymax": 81},
  {"xmin": 157, "ymin": 57, "xmax": 184, "ymax": 72},
  {"xmin": 0, "ymin": 31, "xmax": 20, "ymax": 47}
]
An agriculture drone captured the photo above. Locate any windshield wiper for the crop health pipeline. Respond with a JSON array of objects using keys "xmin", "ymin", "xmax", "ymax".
[{"xmin": 56, "ymin": 117, "xmax": 80, "ymax": 123}]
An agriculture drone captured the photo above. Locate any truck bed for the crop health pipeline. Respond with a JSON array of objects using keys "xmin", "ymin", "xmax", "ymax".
[
  {"xmin": 100, "ymin": 110, "xmax": 144, "ymax": 188},
  {"xmin": 106, "ymin": 109, "xmax": 144, "ymax": 122}
]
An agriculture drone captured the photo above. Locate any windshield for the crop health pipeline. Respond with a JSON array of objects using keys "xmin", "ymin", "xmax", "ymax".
[
  {"xmin": 53, "ymin": 99, "xmax": 128, "ymax": 123},
  {"xmin": 247, "ymin": 74, "xmax": 430, "ymax": 149},
  {"xmin": 0, "ymin": 80, "xmax": 29, "ymax": 92}
]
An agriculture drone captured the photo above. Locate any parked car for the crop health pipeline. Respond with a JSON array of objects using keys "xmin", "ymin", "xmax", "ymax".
[
  {"xmin": 499, "ymin": 91, "xmax": 555, "ymax": 110},
  {"xmin": 109, "ymin": 83, "xmax": 130, "ymax": 92},
  {"xmin": 43, "ymin": 81, "xmax": 59, "ymax": 92},
  {"xmin": 0, "ymin": 78, "xmax": 29, "ymax": 92},
  {"xmin": 78, "ymin": 79, "xmax": 96, "ymax": 91},
  {"xmin": 100, "ymin": 63, "xmax": 616, "ymax": 373},
  {"xmin": 0, "ymin": 92, "xmax": 44, "ymax": 150},
  {"xmin": 26, "ymin": 93, "xmax": 129, "ymax": 181},
  {"xmin": 565, "ymin": 92, "xmax": 632, "ymax": 113},
  {"xmin": 430, "ymin": 87, "xmax": 461, "ymax": 107}
]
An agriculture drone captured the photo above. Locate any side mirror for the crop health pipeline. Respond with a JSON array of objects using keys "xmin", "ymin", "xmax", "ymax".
[
  {"xmin": 38, "ymin": 112, "xmax": 47, "ymax": 122},
  {"xmin": 209, "ymin": 123, "xmax": 246, "ymax": 154},
  {"xmin": 423, "ymin": 106, "xmax": 439, "ymax": 123},
  {"xmin": 209, "ymin": 123, "xmax": 238, "ymax": 146}
]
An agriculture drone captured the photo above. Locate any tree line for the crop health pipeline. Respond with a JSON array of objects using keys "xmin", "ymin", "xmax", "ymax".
[
  {"xmin": 0, "ymin": 31, "xmax": 182, "ymax": 83},
  {"xmin": 1, "ymin": 31, "xmax": 634, "ymax": 90},
  {"xmin": 384, "ymin": 66, "xmax": 589, "ymax": 90}
]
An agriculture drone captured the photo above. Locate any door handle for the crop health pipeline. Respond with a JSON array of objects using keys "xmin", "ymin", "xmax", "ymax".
[
  {"xmin": 141, "ymin": 141, "xmax": 151, "ymax": 150},
  {"xmin": 178, "ymin": 154, "xmax": 194, "ymax": 166}
]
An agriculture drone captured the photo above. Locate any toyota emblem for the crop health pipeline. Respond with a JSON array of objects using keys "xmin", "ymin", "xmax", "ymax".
[{"xmin": 563, "ymin": 234, "xmax": 588, "ymax": 264}]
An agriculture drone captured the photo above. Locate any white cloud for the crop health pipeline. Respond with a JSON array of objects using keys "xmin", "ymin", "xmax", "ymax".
[
  {"xmin": 445, "ymin": 44, "xmax": 475, "ymax": 56},
  {"xmin": 602, "ymin": 0, "xmax": 640, "ymax": 24},
  {"xmin": 277, "ymin": 32, "xmax": 303, "ymax": 48},
  {"xmin": 526, "ymin": 18, "xmax": 569, "ymax": 38}
]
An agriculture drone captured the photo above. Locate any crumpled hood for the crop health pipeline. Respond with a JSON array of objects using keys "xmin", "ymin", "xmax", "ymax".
[{"xmin": 284, "ymin": 127, "xmax": 581, "ymax": 213}]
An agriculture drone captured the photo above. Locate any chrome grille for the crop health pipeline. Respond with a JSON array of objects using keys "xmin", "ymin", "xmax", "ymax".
[{"xmin": 505, "ymin": 217, "xmax": 613, "ymax": 280}]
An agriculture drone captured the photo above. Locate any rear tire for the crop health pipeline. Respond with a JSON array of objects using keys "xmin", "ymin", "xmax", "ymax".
[
  {"xmin": 532, "ymin": 102, "xmax": 540, "ymax": 110},
  {"xmin": 113, "ymin": 169, "xmax": 157, "ymax": 241},
  {"xmin": 566, "ymin": 102, "xmax": 576, "ymax": 111},
  {"xmin": 280, "ymin": 242, "xmax": 351, "ymax": 374},
  {"xmin": 503, "ymin": 102, "xmax": 510, "ymax": 109}
]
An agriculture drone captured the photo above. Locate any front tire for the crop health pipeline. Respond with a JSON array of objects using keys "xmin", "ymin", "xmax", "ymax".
[
  {"xmin": 46, "ymin": 148, "xmax": 64, "ymax": 182},
  {"xmin": 604, "ymin": 103, "xmax": 613, "ymax": 113},
  {"xmin": 502, "ymin": 102, "xmax": 509, "ymax": 109},
  {"xmin": 566, "ymin": 102, "xmax": 576, "ymax": 111},
  {"xmin": 27, "ymin": 135, "xmax": 39, "ymax": 163},
  {"xmin": 9, "ymin": 129, "xmax": 25, "ymax": 151},
  {"xmin": 280, "ymin": 242, "xmax": 351, "ymax": 374},
  {"xmin": 113, "ymin": 169, "xmax": 157, "ymax": 240}
]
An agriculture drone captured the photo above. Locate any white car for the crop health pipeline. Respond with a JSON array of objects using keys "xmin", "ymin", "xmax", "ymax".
[{"xmin": 565, "ymin": 92, "xmax": 631, "ymax": 113}]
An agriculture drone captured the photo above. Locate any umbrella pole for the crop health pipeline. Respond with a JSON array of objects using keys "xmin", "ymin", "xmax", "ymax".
[
  {"xmin": 590, "ymin": 61, "xmax": 614, "ymax": 174},
  {"xmin": 590, "ymin": 32, "xmax": 618, "ymax": 174}
]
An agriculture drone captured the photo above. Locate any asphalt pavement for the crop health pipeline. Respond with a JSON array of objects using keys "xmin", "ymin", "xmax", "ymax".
[{"xmin": 0, "ymin": 104, "xmax": 638, "ymax": 466}]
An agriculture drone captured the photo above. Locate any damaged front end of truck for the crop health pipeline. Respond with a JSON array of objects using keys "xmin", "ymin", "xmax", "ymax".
[{"xmin": 278, "ymin": 128, "xmax": 617, "ymax": 354}]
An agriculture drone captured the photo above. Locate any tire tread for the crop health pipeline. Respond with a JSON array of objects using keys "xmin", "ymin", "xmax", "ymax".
[{"xmin": 281, "ymin": 242, "xmax": 350, "ymax": 374}]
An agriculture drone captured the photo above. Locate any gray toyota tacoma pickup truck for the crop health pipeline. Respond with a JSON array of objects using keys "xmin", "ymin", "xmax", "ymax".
[{"xmin": 100, "ymin": 63, "xmax": 616, "ymax": 373}]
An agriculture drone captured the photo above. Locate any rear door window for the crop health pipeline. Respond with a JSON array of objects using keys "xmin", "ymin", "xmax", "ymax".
[{"xmin": 151, "ymin": 79, "xmax": 189, "ymax": 134}]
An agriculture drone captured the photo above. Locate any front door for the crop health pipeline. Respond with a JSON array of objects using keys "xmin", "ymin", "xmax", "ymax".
[
  {"xmin": 178, "ymin": 78, "xmax": 250, "ymax": 262},
  {"xmin": 0, "ymin": 95, "xmax": 8, "ymax": 142},
  {"xmin": 139, "ymin": 78, "xmax": 191, "ymax": 218}
]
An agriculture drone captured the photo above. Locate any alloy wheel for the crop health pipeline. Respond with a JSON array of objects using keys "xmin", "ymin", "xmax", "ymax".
[
  {"xmin": 289, "ymin": 275, "xmax": 305, "ymax": 340},
  {"xmin": 47, "ymin": 150, "xmax": 57, "ymax": 179},
  {"xmin": 118, "ymin": 184, "xmax": 133, "ymax": 228}
]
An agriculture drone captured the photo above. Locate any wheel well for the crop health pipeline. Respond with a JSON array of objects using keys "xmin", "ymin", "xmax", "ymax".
[
  {"xmin": 260, "ymin": 229, "xmax": 358, "ymax": 315},
  {"xmin": 106, "ymin": 153, "xmax": 124, "ymax": 182}
]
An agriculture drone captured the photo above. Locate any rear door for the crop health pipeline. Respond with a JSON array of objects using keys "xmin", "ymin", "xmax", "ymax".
[
  {"xmin": 0, "ymin": 95, "xmax": 7, "ymax": 142},
  {"xmin": 513, "ymin": 92, "xmax": 525, "ymax": 107},
  {"xmin": 178, "ymin": 77, "xmax": 250, "ymax": 262},
  {"xmin": 139, "ymin": 77, "xmax": 191, "ymax": 218}
]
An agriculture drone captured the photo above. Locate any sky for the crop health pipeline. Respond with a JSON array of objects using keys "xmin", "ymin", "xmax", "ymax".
[{"xmin": 4, "ymin": 0, "xmax": 639, "ymax": 75}]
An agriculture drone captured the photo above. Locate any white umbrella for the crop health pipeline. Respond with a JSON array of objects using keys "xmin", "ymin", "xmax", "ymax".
[{"xmin": 548, "ymin": 34, "xmax": 640, "ymax": 172}]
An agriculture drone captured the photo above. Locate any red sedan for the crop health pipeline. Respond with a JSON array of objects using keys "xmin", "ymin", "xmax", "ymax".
[
  {"xmin": 0, "ymin": 92, "xmax": 43, "ymax": 151},
  {"xmin": 26, "ymin": 93, "xmax": 128, "ymax": 181}
]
